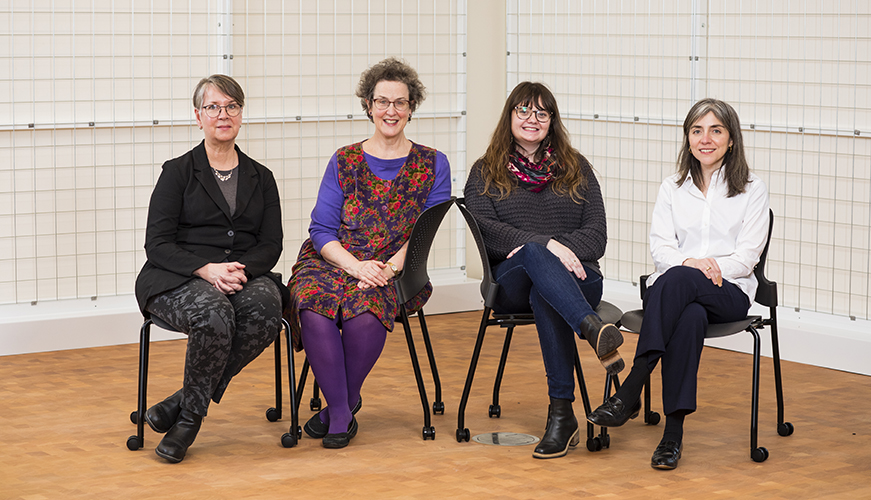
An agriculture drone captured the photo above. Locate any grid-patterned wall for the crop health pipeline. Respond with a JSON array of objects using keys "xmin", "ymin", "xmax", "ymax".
[
  {"xmin": 508, "ymin": 0, "xmax": 871, "ymax": 319},
  {"xmin": 1, "ymin": 1, "xmax": 466, "ymax": 306}
]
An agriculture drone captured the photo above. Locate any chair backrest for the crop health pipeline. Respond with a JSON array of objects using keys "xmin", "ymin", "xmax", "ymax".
[
  {"xmin": 455, "ymin": 197, "xmax": 500, "ymax": 307},
  {"xmin": 753, "ymin": 209, "xmax": 777, "ymax": 308},
  {"xmin": 393, "ymin": 197, "xmax": 456, "ymax": 304}
]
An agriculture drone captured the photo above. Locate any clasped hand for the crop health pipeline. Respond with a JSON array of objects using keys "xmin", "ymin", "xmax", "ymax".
[
  {"xmin": 350, "ymin": 260, "xmax": 393, "ymax": 290},
  {"xmin": 507, "ymin": 240, "xmax": 587, "ymax": 280},
  {"xmin": 195, "ymin": 262, "xmax": 248, "ymax": 294}
]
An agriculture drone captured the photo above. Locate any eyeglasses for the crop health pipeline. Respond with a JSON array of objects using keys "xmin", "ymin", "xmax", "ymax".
[
  {"xmin": 372, "ymin": 98, "xmax": 412, "ymax": 112},
  {"xmin": 201, "ymin": 103, "xmax": 242, "ymax": 118},
  {"xmin": 514, "ymin": 106, "xmax": 551, "ymax": 122}
]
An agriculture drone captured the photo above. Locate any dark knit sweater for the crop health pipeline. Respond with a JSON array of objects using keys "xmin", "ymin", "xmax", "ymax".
[{"xmin": 463, "ymin": 156, "xmax": 607, "ymax": 277}]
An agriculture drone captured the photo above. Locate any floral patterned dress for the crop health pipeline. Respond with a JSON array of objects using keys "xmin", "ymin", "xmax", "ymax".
[{"xmin": 285, "ymin": 141, "xmax": 436, "ymax": 350}]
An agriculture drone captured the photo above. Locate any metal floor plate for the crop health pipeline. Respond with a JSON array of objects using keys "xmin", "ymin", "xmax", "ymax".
[{"xmin": 471, "ymin": 432, "xmax": 540, "ymax": 446}]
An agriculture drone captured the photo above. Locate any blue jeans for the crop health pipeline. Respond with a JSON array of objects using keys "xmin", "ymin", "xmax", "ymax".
[{"xmin": 492, "ymin": 242, "xmax": 603, "ymax": 400}]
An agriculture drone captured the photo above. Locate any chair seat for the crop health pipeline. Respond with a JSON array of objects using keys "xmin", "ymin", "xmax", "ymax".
[
  {"xmin": 705, "ymin": 316, "xmax": 759, "ymax": 339},
  {"xmin": 620, "ymin": 309, "xmax": 644, "ymax": 333},
  {"xmin": 150, "ymin": 315, "xmax": 179, "ymax": 333}
]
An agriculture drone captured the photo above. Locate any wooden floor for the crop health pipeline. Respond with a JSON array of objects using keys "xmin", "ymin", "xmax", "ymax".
[{"xmin": 2, "ymin": 311, "xmax": 870, "ymax": 499}]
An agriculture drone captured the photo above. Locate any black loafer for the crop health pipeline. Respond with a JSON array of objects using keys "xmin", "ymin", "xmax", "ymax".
[
  {"xmin": 586, "ymin": 396, "xmax": 641, "ymax": 427},
  {"xmin": 322, "ymin": 417, "xmax": 358, "ymax": 449},
  {"xmin": 651, "ymin": 440, "xmax": 682, "ymax": 470},
  {"xmin": 304, "ymin": 396, "xmax": 362, "ymax": 439}
]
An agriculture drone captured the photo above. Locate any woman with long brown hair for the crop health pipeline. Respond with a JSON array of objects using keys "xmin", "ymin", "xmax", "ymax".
[{"xmin": 464, "ymin": 81, "xmax": 623, "ymax": 459}]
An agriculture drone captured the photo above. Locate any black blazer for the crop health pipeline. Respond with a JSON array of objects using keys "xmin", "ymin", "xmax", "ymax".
[{"xmin": 135, "ymin": 140, "xmax": 288, "ymax": 314}]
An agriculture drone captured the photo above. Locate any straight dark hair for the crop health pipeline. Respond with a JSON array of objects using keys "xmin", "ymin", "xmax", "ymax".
[
  {"xmin": 677, "ymin": 98, "xmax": 750, "ymax": 197},
  {"xmin": 479, "ymin": 81, "xmax": 589, "ymax": 203}
]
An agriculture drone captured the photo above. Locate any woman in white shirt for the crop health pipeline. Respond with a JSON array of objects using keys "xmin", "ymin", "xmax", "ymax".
[{"xmin": 587, "ymin": 98, "xmax": 769, "ymax": 470}]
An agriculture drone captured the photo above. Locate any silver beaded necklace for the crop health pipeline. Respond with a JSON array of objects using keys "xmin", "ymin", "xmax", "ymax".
[{"xmin": 213, "ymin": 168, "xmax": 234, "ymax": 182}]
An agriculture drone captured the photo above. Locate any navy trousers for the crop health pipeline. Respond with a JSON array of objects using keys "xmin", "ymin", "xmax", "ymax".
[
  {"xmin": 639, "ymin": 266, "xmax": 750, "ymax": 415},
  {"xmin": 492, "ymin": 242, "xmax": 602, "ymax": 401}
]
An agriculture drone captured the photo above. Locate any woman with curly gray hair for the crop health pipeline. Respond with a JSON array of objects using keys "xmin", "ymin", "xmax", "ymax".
[{"xmin": 285, "ymin": 58, "xmax": 451, "ymax": 448}]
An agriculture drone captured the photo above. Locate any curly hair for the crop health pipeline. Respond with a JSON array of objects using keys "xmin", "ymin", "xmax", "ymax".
[
  {"xmin": 477, "ymin": 81, "xmax": 589, "ymax": 203},
  {"xmin": 355, "ymin": 58, "xmax": 426, "ymax": 121},
  {"xmin": 192, "ymin": 74, "xmax": 245, "ymax": 109},
  {"xmin": 676, "ymin": 98, "xmax": 750, "ymax": 197}
]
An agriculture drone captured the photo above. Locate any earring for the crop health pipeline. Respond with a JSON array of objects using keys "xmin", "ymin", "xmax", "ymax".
[{"xmin": 728, "ymin": 145, "xmax": 733, "ymax": 153}]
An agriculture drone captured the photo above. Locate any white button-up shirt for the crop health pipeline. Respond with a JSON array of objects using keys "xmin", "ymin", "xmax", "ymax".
[{"xmin": 647, "ymin": 168, "xmax": 770, "ymax": 301}]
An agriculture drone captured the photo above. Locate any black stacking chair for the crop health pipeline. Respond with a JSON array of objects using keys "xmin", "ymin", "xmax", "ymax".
[
  {"xmin": 619, "ymin": 209, "xmax": 793, "ymax": 462},
  {"xmin": 290, "ymin": 197, "xmax": 455, "ymax": 441},
  {"xmin": 127, "ymin": 314, "xmax": 299, "ymax": 451},
  {"xmin": 454, "ymin": 197, "xmax": 623, "ymax": 451}
]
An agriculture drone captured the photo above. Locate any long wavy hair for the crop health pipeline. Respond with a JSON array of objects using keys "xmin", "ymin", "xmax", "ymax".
[
  {"xmin": 676, "ymin": 98, "xmax": 750, "ymax": 197},
  {"xmin": 478, "ymin": 81, "xmax": 589, "ymax": 202}
]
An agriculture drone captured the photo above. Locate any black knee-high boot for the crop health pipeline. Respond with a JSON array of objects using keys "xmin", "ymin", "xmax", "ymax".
[{"xmin": 533, "ymin": 397, "xmax": 579, "ymax": 459}]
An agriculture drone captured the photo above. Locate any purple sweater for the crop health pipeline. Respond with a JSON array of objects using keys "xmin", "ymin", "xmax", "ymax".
[{"xmin": 309, "ymin": 148, "xmax": 452, "ymax": 252}]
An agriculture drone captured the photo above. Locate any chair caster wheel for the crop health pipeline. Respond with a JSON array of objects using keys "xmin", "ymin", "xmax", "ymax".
[
  {"xmin": 126, "ymin": 435, "xmax": 142, "ymax": 451},
  {"xmin": 266, "ymin": 407, "xmax": 281, "ymax": 422},
  {"xmin": 433, "ymin": 401, "xmax": 445, "ymax": 415},
  {"xmin": 777, "ymin": 422, "xmax": 794, "ymax": 436},
  {"xmin": 751, "ymin": 446, "xmax": 769, "ymax": 462},
  {"xmin": 309, "ymin": 397, "xmax": 322, "ymax": 412},
  {"xmin": 422, "ymin": 426, "xmax": 436, "ymax": 440},
  {"xmin": 488, "ymin": 404, "xmax": 501, "ymax": 418},
  {"xmin": 646, "ymin": 411, "xmax": 661, "ymax": 425},
  {"xmin": 456, "ymin": 428, "xmax": 470, "ymax": 442},
  {"xmin": 586, "ymin": 437, "xmax": 603, "ymax": 452},
  {"xmin": 601, "ymin": 434, "xmax": 611, "ymax": 448},
  {"xmin": 281, "ymin": 432, "xmax": 298, "ymax": 448},
  {"xmin": 129, "ymin": 411, "xmax": 138, "ymax": 425}
]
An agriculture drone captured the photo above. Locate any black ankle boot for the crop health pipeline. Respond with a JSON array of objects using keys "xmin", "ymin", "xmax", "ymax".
[
  {"xmin": 533, "ymin": 397, "xmax": 579, "ymax": 459},
  {"xmin": 145, "ymin": 389, "xmax": 183, "ymax": 434},
  {"xmin": 580, "ymin": 314, "xmax": 625, "ymax": 374},
  {"xmin": 155, "ymin": 409, "xmax": 202, "ymax": 463}
]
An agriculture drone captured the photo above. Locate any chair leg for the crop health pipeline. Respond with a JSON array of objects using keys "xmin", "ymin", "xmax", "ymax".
[
  {"xmin": 417, "ymin": 310, "xmax": 444, "ymax": 415},
  {"xmin": 126, "ymin": 320, "xmax": 152, "ymax": 451},
  {"xmin": 767, "ymin": 313, "xmax": 794, "ymax": 437},
  {"xmin": 399, "ymin": 306, "xmax": 434, "ymax": 440},
  {"xmin": 574, "ymin": 347, "xmax": 609, "ymax": 451},
  {"xmin": 490, "ymin": 325, "xmax": 514, "ymax": 419},
  {"xmin": 295, "ymin": 358, "xmax": 310, "ymax": 414},
  {"xmin": 280, "ymin": 318, "xmax": 300, "ymax": 448},
  {"xmin": 311, "ymin": 380, "xmax": 322, "ymax": 412},
  {"xmin": 643, "ymin": 374, "xmax": 661, "ymax": 425},
  {"xmin": 456, "ymin": 308, "xmax": 492, "ymax": 442},
  {"xmin": 748, "ymin": 326, "xmax": 768, "ymax": 462},
  {"xmin": 265, "ymin": 332, "xmax": 283, "ymax": 422}
]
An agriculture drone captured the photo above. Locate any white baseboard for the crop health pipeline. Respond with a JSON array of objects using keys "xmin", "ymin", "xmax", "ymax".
[{"xmin": 3, "ymin": 276, "xmax": 869, "ymax": 378}]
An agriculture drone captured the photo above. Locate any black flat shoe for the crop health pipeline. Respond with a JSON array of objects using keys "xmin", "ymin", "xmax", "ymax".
[
  {"xmin": 651, "ymin": 440, "xmax": 682, "ymax": 470},
  {"xmin": 145, "ymin": 389, "xmax": 183, "ymax": 434},
  {"xmin": 586, "ymin": 396, "xmax": 641, "ymax": 427},
  {"xmin": 304, "ymin": 396, "xmax": 363, "ymax": 439},
  {"xmin": 322, "ymin": 417, "xmax": 358, "ymax": 449},
  {"xmin": 155, "ymin": 409, "xmax": 202, "ymax": 463}
]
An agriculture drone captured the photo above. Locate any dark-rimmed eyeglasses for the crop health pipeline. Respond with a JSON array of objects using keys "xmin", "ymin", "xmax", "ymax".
[
  {"xmin": 372, "ymin": 98, "xmax": 412, "ymax": 112},
  {"xmin": 202, "ymin": 103, "xmax": 242, "ymax": 118},
  {"xmin": 514, "ymin": 106, "xmax": 551, "ymax": 122}
]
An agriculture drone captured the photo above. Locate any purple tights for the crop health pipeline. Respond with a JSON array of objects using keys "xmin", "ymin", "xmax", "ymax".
[{"xmin": 300, "ymin": 309, "xmax": 387, "ymax": 434}]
